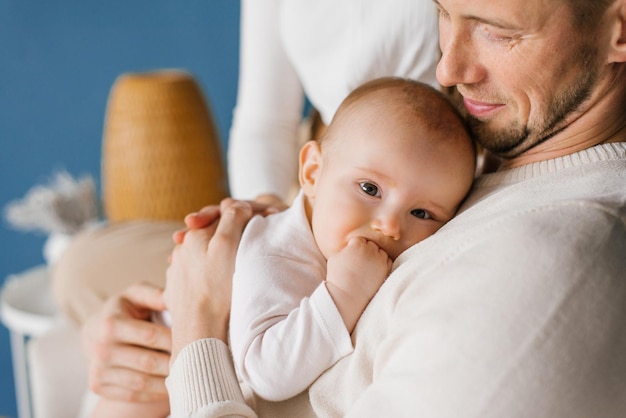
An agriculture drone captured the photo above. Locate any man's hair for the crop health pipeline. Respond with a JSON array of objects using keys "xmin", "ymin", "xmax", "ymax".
[{"xmin": 568, "ymin": 0, "xmax": 614, "ymax": 27}]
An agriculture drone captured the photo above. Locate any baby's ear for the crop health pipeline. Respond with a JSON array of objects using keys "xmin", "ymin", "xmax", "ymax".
[{"xmin": 299, "ymin": 140, "xmax": 322, "ymax": 198}]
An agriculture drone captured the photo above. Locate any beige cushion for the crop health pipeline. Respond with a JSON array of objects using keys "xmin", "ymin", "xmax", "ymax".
[{"xmin": 51, "ymin": 221, "xmax": 181, "ymax": 325}]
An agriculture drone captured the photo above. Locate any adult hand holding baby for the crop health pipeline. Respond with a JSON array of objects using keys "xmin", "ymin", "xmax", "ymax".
[{"xmin": 165, "ymin": 198, "xmax": 254, "ymax": 362}]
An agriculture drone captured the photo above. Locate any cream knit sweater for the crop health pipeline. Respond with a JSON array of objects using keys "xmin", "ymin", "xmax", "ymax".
[{"xmin": 168, "ymin": 143, "xmax": 626, "ymax": 417}]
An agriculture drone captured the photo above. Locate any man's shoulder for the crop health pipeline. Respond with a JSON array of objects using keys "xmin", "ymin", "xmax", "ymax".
[
  {"xmin": 472, "ymin": 200, "xmax": 624, "ymax": 268},
  {"xmin": 395, "ymin": 198, "xmax": 626, "ymax": 289}
]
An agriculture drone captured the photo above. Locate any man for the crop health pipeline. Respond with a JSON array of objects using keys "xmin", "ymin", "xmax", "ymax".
[{"xmin": 85, "ymin": 0, "xmax": 626, "ymax": 416}]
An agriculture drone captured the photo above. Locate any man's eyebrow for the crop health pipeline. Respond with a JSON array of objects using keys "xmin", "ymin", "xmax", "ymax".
[{"xmin": 432, "ymin": 0, "xmax": 522, "ymax": 30}]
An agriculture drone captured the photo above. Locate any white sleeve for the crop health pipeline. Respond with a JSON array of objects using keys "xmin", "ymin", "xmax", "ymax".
[
  {"xmin": 227, "ymin": 0, "xmax": 305, "ymax": 202},
  {"xmin": 235, "ymin": 283, "xmax": 352, "ymax": 402},
  {"xmin": 230, "ymin": 250, "xmax": 354, "ymax": 402}
]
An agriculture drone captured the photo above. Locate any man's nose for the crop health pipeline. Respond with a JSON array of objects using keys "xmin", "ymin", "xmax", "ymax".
[{"xmin": 436, "ymin": 21, "xmax": 485, "ymax": 87}]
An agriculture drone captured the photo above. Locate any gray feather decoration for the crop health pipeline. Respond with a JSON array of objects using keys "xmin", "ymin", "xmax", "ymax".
[{"xmin": 3, "ymin": 170, "xmax": 99, "ymax": 235}]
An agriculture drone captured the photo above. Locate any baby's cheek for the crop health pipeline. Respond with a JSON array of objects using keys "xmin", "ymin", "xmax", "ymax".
[
  {"xmin": 313, "ymin": 218, "xmax": 347, "ymax": 258},
  {"xmin": 313, "ymin": 230, "xmax": 339, "ymax": 261}
]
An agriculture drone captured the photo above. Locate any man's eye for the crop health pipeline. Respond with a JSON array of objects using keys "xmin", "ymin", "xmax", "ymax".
[
  {"xmin": 436, "ymin": 6, "xmax": 449, "ymax": 20},
  {"xmin": 359, "ymin": 182, "xmax": 380, "ymax": 197},
  {"xmin": 411, "ymin": 209, "xmax": 432, "ymax": 219}
]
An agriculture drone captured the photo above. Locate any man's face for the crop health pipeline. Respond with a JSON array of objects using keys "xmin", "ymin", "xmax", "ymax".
[{"xmin": 434, "ymin": 0, "xmax": 602, "ymax": 159}]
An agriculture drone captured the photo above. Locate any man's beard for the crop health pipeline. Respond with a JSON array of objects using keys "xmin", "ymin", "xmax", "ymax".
[{"xmin": 468, "ymin": 45, "xmax": 599, "ymax": 158}]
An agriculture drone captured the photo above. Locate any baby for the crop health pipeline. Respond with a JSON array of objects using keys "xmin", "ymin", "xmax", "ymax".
[{"xmin": 230, "ymin": 77, "xmax": 476, "ymax": 402}]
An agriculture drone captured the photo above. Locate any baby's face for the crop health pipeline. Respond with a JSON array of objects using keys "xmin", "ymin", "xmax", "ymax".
[{"xmin": 303, "ymin": 101, "xmax": 475, "ymax": 261}]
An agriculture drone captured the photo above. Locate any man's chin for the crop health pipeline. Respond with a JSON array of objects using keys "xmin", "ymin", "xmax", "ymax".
[{"xmin": 468, "ymin": 117, "xmax": 529, "ymax": 157}]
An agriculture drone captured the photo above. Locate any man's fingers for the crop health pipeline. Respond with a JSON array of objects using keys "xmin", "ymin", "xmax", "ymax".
[
  {"xmin": 184, "ymin": 205, "xmax": 221, "ymax": 229},
  {"xmin": 97, "ymin": 367, "xmax": 167, "ymax": 394},
  {"xmin": 211, "ymin": 201, "xmax": 253, "ymax": 253},
  {"xmin": 172, "ymin": 228, "xmax": 187, "ymax": 245},
  {"xmin": 174, "ymin": 205, "xmax": 221, "ymax": 244},
  {"xmin": 99, "ymin": 342, "xmax": 170, "ymax": 377},
  {"xmin": 174, "ymin": 197, "xmax": 282, "ymax": 245},
  {"xmin": 247, "ymin": 199, "xmax": 282, "ymax": 215},
  {"xmin": 119, "ymin": 282, "xmax": 167, "ymax": 313},
  {"xmin": 177, "ymin": 221, "xmax": 220, "ymax": 256},
  {"xmin": 99, "ymin": 316, "xmax": 171, "ymax": 353},
  {"xmin": 174, "ymin": 201, "xmax": 250, "ymax": 256},
  {"xmin": 91, "ymin": 368, "xmax": 168, "ymax": 403}
]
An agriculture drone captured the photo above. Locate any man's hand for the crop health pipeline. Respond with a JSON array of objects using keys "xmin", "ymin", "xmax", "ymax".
[
  {"xmin": 172, "ymin": 196, "xmax": 286, "ymax": 245},
  {"xmin": 82, "ymin": 282, "xmax": 172, "ymax": 403},
  {"xmin": 165, "ymin": 199, "xmax": 254, "ymax": 363}
]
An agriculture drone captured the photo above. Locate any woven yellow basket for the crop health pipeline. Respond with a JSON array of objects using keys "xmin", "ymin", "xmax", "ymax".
[{"xmin": 102, "ymin": 69, "xmax": 228, "ymax": 222}]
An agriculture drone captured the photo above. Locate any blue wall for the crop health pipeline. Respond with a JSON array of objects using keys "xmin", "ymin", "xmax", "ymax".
[{"xmin": 0, "ymin": 1, "xmax": 240, "ymax": 415}]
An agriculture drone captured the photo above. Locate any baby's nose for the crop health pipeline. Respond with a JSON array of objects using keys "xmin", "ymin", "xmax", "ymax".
[{"xmin": 371, "ymin": 215, "xmax": 401, "ymax": 241}]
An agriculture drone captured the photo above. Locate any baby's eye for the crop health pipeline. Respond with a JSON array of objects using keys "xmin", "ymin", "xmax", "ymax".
[
  {"xmin": 411, "ymin": 209, "xmax": 432, "ymax": 220},
  {"xmin": 359, "ymin": 182, "xmax": 380, "ymax": 197}
]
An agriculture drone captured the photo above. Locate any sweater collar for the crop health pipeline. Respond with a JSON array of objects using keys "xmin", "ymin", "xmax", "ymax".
[{"xmin": 474, "ymin": 142, "xmax": 626, "ymax": 188}]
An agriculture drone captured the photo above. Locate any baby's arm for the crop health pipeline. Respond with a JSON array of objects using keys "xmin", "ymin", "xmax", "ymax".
[
  {"xmin": 325, "ymin": 237, "xmax": 392, "ymax": 333},
  {"xmin": 231, "ymin": 243, "xmax": 355, "ymax": 401},
  {"xmin": 231, "ymin": 210, "xmax": 373, "ymax": 401}
]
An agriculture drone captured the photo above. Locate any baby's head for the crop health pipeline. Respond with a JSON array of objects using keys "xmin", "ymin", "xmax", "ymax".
[{"xmin": 299, "ymin": 77, "xmax": 476, "ymax": 261}]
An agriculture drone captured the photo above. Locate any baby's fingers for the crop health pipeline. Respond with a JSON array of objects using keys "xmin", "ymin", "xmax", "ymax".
[{"xmin": 347, "ymin": 237, "xmax": 389, "ymax": 258}]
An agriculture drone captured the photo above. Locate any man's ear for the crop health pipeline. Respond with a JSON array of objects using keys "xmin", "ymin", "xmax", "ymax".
[
  {"xmin": 608, "ymin": 0, "xmax": 626, "ymax": 63},
  {"xmin": 299, "ymin": 140, "xmax": 322, "ymax": 198}
]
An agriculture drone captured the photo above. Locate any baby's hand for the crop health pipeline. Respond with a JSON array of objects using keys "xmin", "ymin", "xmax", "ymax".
[
  {"xmin": 327, "ymin": 237, "xmax": 392, "ymax": 297},
  {"xmin": 325, "ymin": 237, "xmax": 392, "ymax": 332}
]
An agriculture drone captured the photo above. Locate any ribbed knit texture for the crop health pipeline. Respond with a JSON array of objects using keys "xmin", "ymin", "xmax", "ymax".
[
  {"xmin": 167, "ymin": 339, "xmax": 252, "ymax": 417},
  {"xmin": 476, "ymin": 142, "xmax": 626, "ymax": 187}
]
